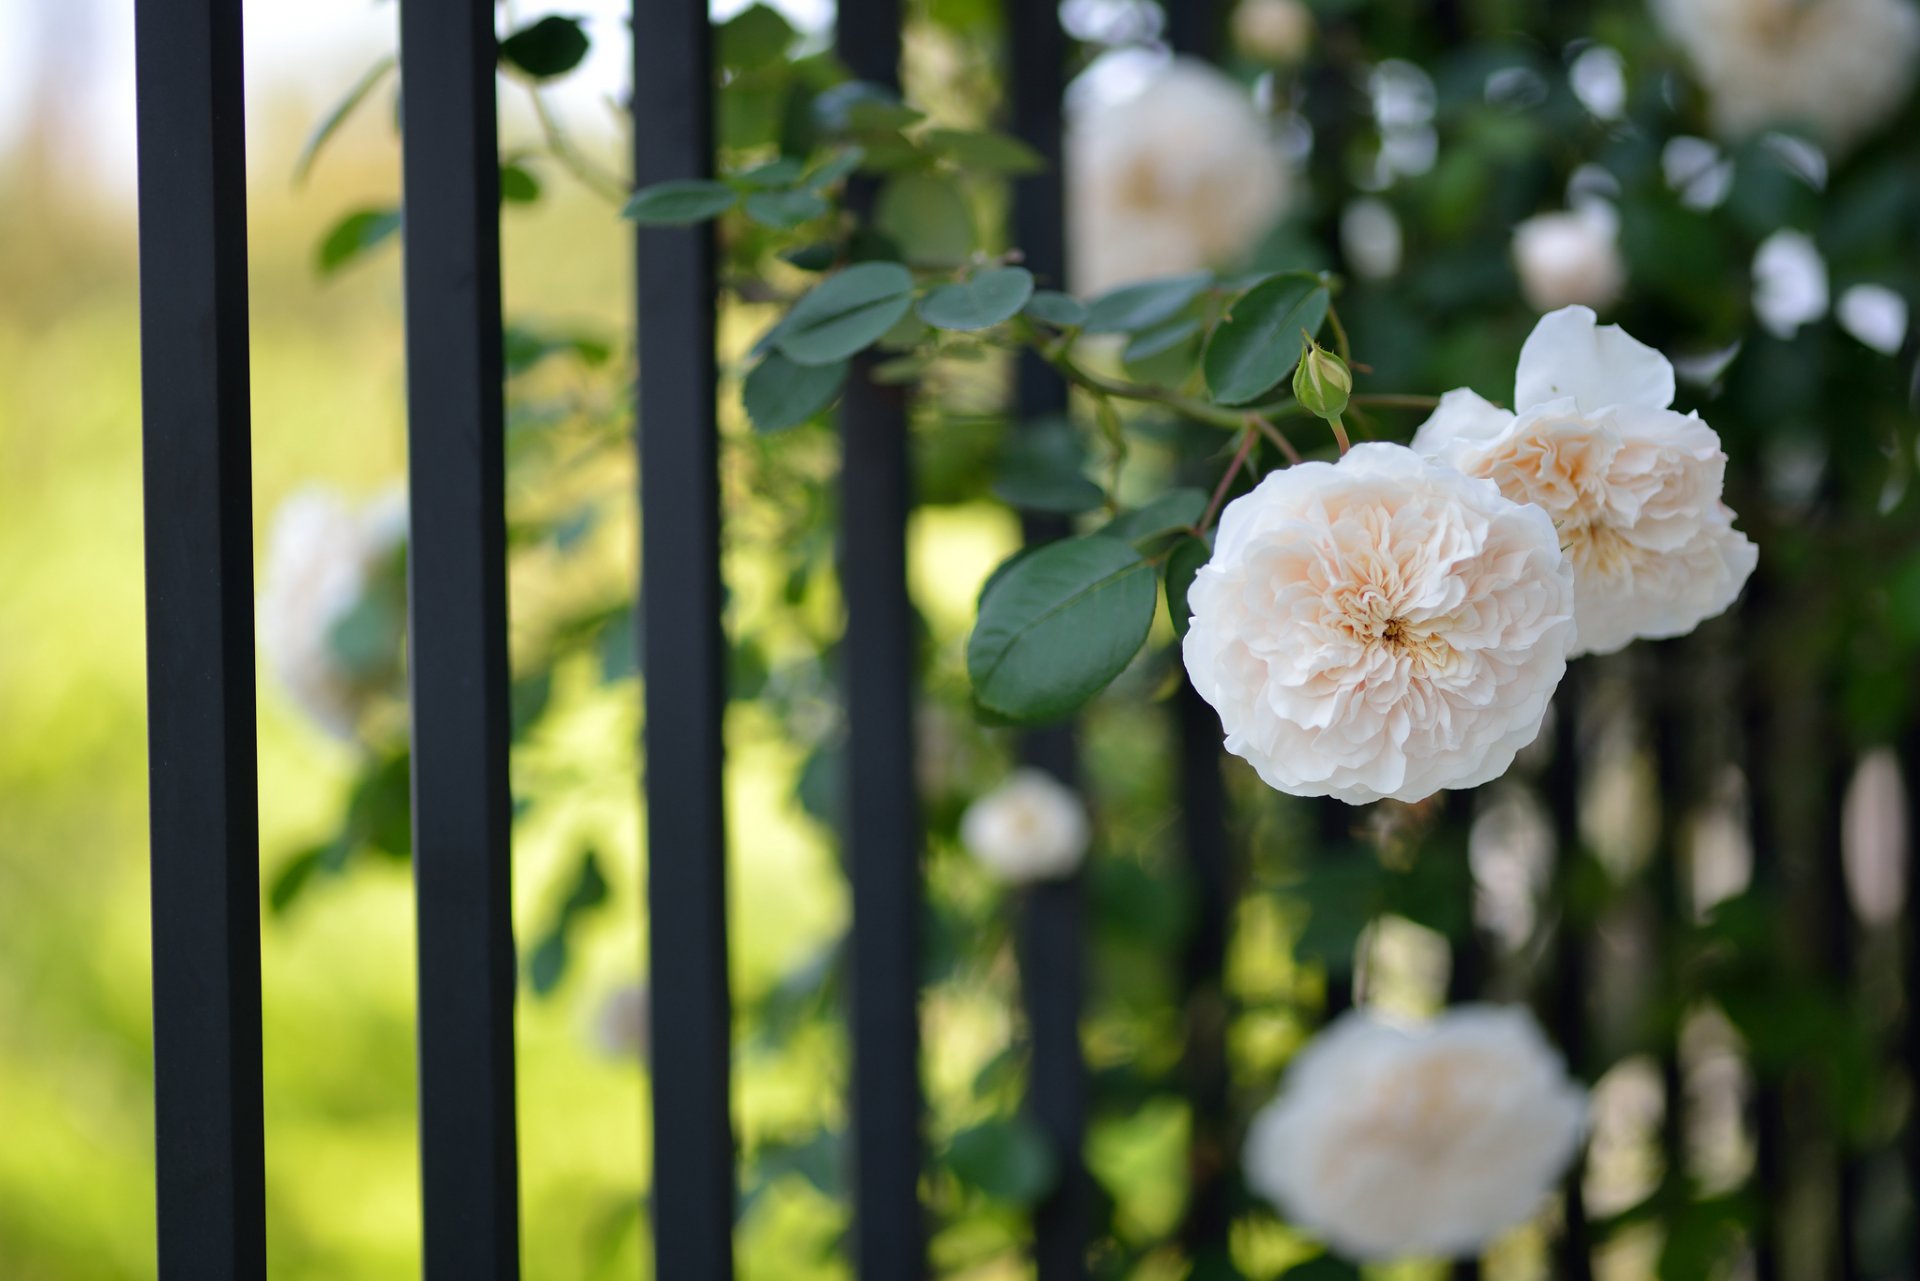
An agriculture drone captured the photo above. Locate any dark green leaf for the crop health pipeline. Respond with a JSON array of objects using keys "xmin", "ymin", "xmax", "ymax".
[
  {"xmin": 736, "ymin": 156, "xmax": 807, "ymax": 188},
  {"xmin": 775, "ymin": 262, "xmax": 916, "ymax": 366},
  {"xmin": 1082, "ymin": 272, "xmax": 1212, "ymax": 334},
  {"xmin": 922, "ymin": 127, "xmax": 1046, "ymax": 174},
  {"xmin": 1165, "ymin": 534, "xmax": 1211, "ymax": 638},
  {"xmin": 1202, "ymin": 273, "xmax": 1330, "ymax": 405},
  {"xmin": 621, "ymin": 179, "xmax": 738, "ymax": 225},
  {"xmin": 526, "ymin": 931, "xmax": 569, "ymax": 996},
  {"xmin": 874, "ymin": 173, "xmax": 974, "ymax": 267},
  {"xmin": 267, "ymin": 844, "xmax": 330, "ymax": 915},
  {"xmin": 1123, "ymin": 315, "xmax": 1202, "ymax": 364},
  {"xmin": 968, "ymin": 536, "xmax": 1157, "ymax": 724},
  {"xmin": 945, "ymin": 1118, "xmax": 1059, "ymax": 1206},
  {"xmin": 503, "ymin": 322, "xmax": 612, "ymax": 377},
  {"xmin": 743, "ymin": 353, "xmax": 847, "ymax": 432},
  {"xmin": 316, "ymin": 207, "xmax": 401, "ymax": 276},
  {"xmin": 499, "ymin": 15, "xmax": 591, "ymax": 80},
  {"xmin": 293, "ymin": 55, "xmax": 396, "ymax": 185},
  {"xmin": 499, "ymin": 162, "xmax": 541, "ymax": 204},
  {"xmin": 1024, "ymin": 290, "xmax": 1088, "ymax": 328},
  {"xmin": 1101, "ymin": 489, "xmax": 1207, "ymax": 545},
  {"xmin": 806, "ymin": 147, "xmax": 866, "ymax": 190},
  {"xmin": 718, "ymin": 3, "xmax": 795, "ymax": 70},
  {"xmin": 916, "ymin": 266, "xmax": 1035, "ymax": 331},
  {"xmin": 743, "ymin": 187, "xmax": 829, "ymax": 228},
  {"xmin": 993, "ymin": 418, "xmax": 1104, "ymax": 514},
  {"xmin": 512, "ymin": 670, "xmax": 553, "ymax": 740}
]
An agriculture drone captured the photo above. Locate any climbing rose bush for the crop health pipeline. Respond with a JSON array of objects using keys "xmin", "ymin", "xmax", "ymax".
[
  {"xmin": 1243, "ymin": 1004, "xmax": 1589, "ymax": 1261},
  {"xmin": 1413, "ymin": 306, "xmax": 1758, "ymax": 657},
  {"xmin": 1181, "ymin": 443, "xmax": 1575, "ymax": 805}
]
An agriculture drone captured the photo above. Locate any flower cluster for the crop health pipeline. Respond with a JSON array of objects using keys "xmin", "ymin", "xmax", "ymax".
[
  {"xmin": 1183, "ymin": 307, "xmax": 1755, "ymax": 804},
  {"xmin": 1245, "ymin": 1005, "xmax": 1588, "ymax": 1261}
]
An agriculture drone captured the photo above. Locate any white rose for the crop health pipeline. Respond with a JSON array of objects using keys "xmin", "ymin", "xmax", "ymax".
[
  {"xmin": 1655, "ymin": 0, "xmax": 1920, "ymax": 151},
  {"xmin": 1233, "ymin": 0, "xmax": 1314, "ymax": 63},
  {"xmin": 1067, "ymin": 57, "xmax": 1290, "ymax": 297},
  {"xmin": 1413, "ymin": 306, "xmax": 1758, "ymax": 657},
  {"xmin": 959, "ymin": 768, "xmax": 1091, "ymax": 883},
  {"xmin": 1751, "ymin": 229, "xmax": 1829, "ymax": 339},
  {"xmin": 1511, "ymin": 204, "xmax": 1625, "ymax": 313},
  {"xmin": 258, "ymin": 486, "xmax": 408, "ymax": 740},
  {"xmin": 1244, "ymin": 1004, "xmax": 1589, "ymax": 1262},
  {"xmin": 1181, "ymin": 444, "xmax": 1574, "ymax": 806}
]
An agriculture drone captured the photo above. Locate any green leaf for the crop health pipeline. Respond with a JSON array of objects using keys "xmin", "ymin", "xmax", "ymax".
[
  {"xmin": 916, "ymin": 266, "xmax": 1035, "ymax": 331},
  {"xmin": 1024, "ymin": 290, "xmax": 1088, "ymax": 328},
  {"xmin": 526, "ymin": 849, "xmax": 611, "ymax": 997},
  {"xmin": 945, "ymin": 1118, "xmax": 1059, "ymax": 1206},
  {"xmin": 1165, "ymin": 535, "xmax": 1211, "ymax": 638},
  {"xmin": 806, "ymin": 147, "xmax": 866, "ymax": 190},
  {"xmin": 718, "ymin": 3, "xmax": 796, "ymax": 70},
  {"xmin": 292, "ymin": 54, "xmax": 395, "ymax": 186},
  {"xmin": 922, "ymin": 127, "xmax": 1046, "ymax": 174},
  {"xmin": 968, "ymin": 536, "xmax": 1157, "ymax": 724},
  {"xmin": 993, "ymin": 418, "xmax": 1104, "ymax": 514},
  {"xmin": 1123, "ymin": 315, "xmax": 1202, "ymax": 364},
  {"xmin": 503, "ymin": 322, "xmax": 612, "ymax": 377},
  {"xmin": 736, "ymin": 156, "xmax": 808, "ymax": 188},
  {"xmin": 499, "ymin": 162, "xmax": 541, "ymax": 204},
  {"xmin": 1202, "ymin": 273, "xmax": 1330, "ymax": 405},
  {"xmin": 316, "ymin": 207, "xmax": 401, "ymax": 276},
  {"xmin": 743, "ymin": 187, "xmax": 829, "ymax": 228},
  {"xmin": 621, "ymin": 179, "xmax": 737, "ymax": 225},
  {"xmin": 1083, "ymin": 272, "xmax": 1212, "ymax": 334},
  {"xmin": 874, "ymin": 173, "xmax": 974, "ymax": 267},
  {"xmin": 775, "ymin": 262, "xmax": 916, "ymax": 366},
  {"xmin": 1101, "ymin": 489, "xmax": 1207, "ymax": 545},
  {"xmin": 526, "ymin": 931, "xmax": 569, "ymax": 997},
  {"xmin": 743, "ymin": 353, "xmax": 847, "ymax": 432},
  {"xmin": 499, "ymin": 15, "xmax": 591, "ymax": 80}
]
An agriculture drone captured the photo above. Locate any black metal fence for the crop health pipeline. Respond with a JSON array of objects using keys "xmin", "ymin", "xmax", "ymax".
[{"xmin": 129, "ymin": 1, "xmax": 1920, "ymax": 1279}]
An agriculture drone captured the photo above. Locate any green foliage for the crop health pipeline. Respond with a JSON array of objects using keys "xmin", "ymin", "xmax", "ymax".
[
  {"xmin": 943, "ymin": 1117, "xmax": 1060, "ymax": 1206},
  {"xmin": 1202, "ymin": 274, "xmax": 1330, "ymax": 405},
  {"xmin": 916, "ymin": 266, "xmax": 1035, "ymax": 332},
  {"xmin": 498, "ymin": 15, "xmax": 591, "ymax": 80},
  {"xmin": 743, "ymin": 352, "xmax": 847, "ymax": 432},
  {"xmin": 621, "ymin": 179, "xmax": 738, "ymax": 225},
  {"xmin": 525, "ymin": 849, "xmax": 612, "ymax": 997},
  {"xmin": 316, "ymin": 207, "xmax": 400, "ymax": 275},
  {"xmin": 775, "ymin": 262, "xmax": 917, "ymax": 365}
]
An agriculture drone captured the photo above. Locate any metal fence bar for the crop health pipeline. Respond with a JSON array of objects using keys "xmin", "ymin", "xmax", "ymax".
[
  {"xmin": 834, "ymin": 5, "xmax": 926, "ymax": 1277},
  {"xmin": 396, "ymin": 2, "xmax": 521, "ymax": 1274},
  {"xmin": 1007, "ymin": 5, "xmax": 1092, "ymax": 1277},
  {"xmin": 633, "ymin": 5, "xmax": 738, "ymax": 1276},
  {"xmin": 132, "ymin": 1, "xmax": 266, "ymax": 1274}
]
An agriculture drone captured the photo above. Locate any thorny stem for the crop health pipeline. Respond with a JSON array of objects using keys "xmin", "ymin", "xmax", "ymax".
[{"xmin": 1196, "ymin": 426, "xmax": 1261, "ymax": 536}]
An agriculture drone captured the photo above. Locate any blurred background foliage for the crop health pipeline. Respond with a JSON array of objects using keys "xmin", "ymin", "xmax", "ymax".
[{"xmin": 3, "ymin": 0, "xmax": 1920, "ymax": 1278}]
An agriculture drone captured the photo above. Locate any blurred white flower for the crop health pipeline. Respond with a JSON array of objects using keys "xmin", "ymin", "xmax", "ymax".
[
  {"xmin": 258, "ymin": 486, "xmax": 408, "ymax": 740},
  {"xmin": 1340, "ymin": 197, "xmax": 1403, "ymax": 280},
  {"xmin": 1837, "ymin": 283, "xmax": 1909, "ymax": 353},
  {"xmin": 1660, "ymin": 135, "xmax": 1734, "ymax": 210},
  {"xmin": 591, "ymin": 982, "xmax": 650, "ymax": 1061},
  {"xmin": 1232, "ymin": 0, "xmax": 1313, "ymax": 62},
  {"xmin": 1570, "ymin": 45, "xmax": 1629, "ymax": 119},
  {"xmin": 1751, "ymin": 229, "xmax": 1829, "ymax": 338},
  {"xmin": 1244, "ymin": 1004, "xmax": 1588, "ymax": 1262},
  {"xmin": 1414, "ymin": 306, "xmax": 1758, "ymax": 656},
  {"xmin": 1511, "ymin": 204, "xmax": 1626, "ymax": 313},
  {"xmin": 1655, "ymin": 0, "xmax": 1920, "ymax": 150},
  {"xmin": 959, "ymin": 768, "xmax": 1091, "ymax": 883},
  {"xmin": 1067, "ymin": 57, "xmax": 1289, "ymax": 295},
  {"xmin": 1182, "ymin": 444, "xmax": 1574, "ymax": 805}
]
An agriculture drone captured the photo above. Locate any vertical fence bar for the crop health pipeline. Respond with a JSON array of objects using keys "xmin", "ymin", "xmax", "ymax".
[
  {"xmin": 633, "ymin": 4, "xmax": 737, "ymax": 1275},
  {"xmin": 1543, "ymin": 672, "xmax": 1592, "ymax": 1281},
  {"xmin": 835, "ymin": 6, "xmax": 925, "ymax": 1277},
  {"xmin": 396, "ymin": 3, "xmax": 521, "ymax": 1275},
  {"xmin": 1007, "ymin": 5, "xmax": 1092, "ymax": 1277},
  {"xmin": 132, "ymin": 1, "xmax": 266, "ymax": 1274}
]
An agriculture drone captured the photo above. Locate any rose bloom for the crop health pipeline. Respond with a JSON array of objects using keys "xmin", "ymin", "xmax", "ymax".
[
  {"xmin": 1233, "ymin": 0, "xmax": 1314, "ymax": 63},
  {"xmin": 1511, "ymin": 204, "xmax": 1625, "ymax": 313},
  {"xmin": 1066, "ymin": 57, "xmax": 1289, "ymax": 296},
  {"xmin": 1655, "ymin": 0, "xmax": 1920, "ymax": 151},
  {"xmin": 1244, "ymin": 1005, "xmax": 1588, "ymax": 1262},
  {"xmin": 959, "ymin": 768, "xmax": 1091, "ymax": 883},
  {"xmin": 1413, "ymin": 306, "xmax": 1758, "ymax": 657},
  {"xmin": 258, "ymin": 486, "xmax": 408, "ymax": 740},
  {"xmin": 1181, "ymin": 444, "xmax": 1574, "ymax": 805}
]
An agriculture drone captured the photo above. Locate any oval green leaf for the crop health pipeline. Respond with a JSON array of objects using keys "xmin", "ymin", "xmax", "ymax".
[
  {"xmin": 775, "ymin": 262, "xmax": 916, "ymax": 366},
  {"xmin": 743, "ymin": 353, "xmax": 847, "ymax": 433},
  {"xmin": 1024, "ymin": 290, "xmax": 1088, "ymax": 328},
  {"xmin": 1165, "ymin": 534, "xmax": 1213, "ymax": 638},
  {"xmin": 743, "ymin": 187, "xmax": 829, "ymax": 229},
  {"xmin": 968, "ymin": 536, "xmax": 1157, "ymax": 724},
  {"xmin": 622, "ymin": 179, "xmax": 738, "ymax": 225},
  {"xmin": 1202, "ymin": 273, "xmax": 1331, "ymax": 406},
  {"xmin": 499, "ymin": 16, "xmax": 591, "ymax": 79},
  {"xmin": 1082, "ymin": 272, "xmax": 1213, "ymax": 334},
  {"xmin": 916, "ymin": 266, "xmax": 1035, "ymax": 332}
]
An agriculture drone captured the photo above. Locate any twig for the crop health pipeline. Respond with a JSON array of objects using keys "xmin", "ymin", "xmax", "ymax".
[
  {"xmin": 1195, "ymin": 426, "xmax": 1261, "ymax": 535},
  {"xmin": 1248, "ymin": 412, "xmax": 1302, "ymax": 465}
]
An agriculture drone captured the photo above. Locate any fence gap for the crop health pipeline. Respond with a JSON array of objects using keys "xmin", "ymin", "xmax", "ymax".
[
  {"xmin": 632, "ymin": 3, "xmax": 738, "ymax": 1274},
  {"xmin": 395, "ymin": 1, "xmax": 521, "ymax": 1273},
  {"xmin": 833, "ymin": 5, "xmax": 927, "ymax": 1277},
  {"xmin": 133, "ymin": 0, "xmax": 267, "ymax": 1273}
]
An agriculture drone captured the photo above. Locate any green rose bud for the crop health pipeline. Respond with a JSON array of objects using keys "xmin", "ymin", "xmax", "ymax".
[{"xmin": 1292, "ymin": 335, "xmax": 1352, "ymax": 422}]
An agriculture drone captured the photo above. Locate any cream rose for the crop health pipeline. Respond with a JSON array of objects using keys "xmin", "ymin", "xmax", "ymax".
[
  {"xmin": 1414, "ymin": 307, "xmax": 1758, "ymax": 657},
  {"xmin": 258, "ymin": 486, "xmax": 408, "ymax": 740},
  {"xmin": 959, "ymin": 768, "xmax": 1091, "ymax": 883},
  {"xmin": 1181, "ymin": 444, "xmax": 1574, "ymax": 805},
  {"xmin": 1655, "ymin": 0, "xmax": 1920, "ymax": 151},
  {"xmin": 1066, "ymin": 57, "xmax": 1289, "ymax": 297},
  {"xmin": 1511, "ymin": 204, "xmax": 1625, "ymax": 313},
  {"xmin": 1244, "ymin": 1004, "xmax": 1589, "ymax": 1262}
]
